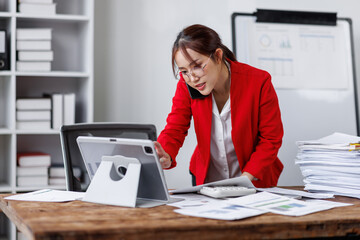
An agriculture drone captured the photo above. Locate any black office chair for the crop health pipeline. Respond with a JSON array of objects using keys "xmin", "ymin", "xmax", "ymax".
[{"xmin": 60, "ymin": 123, "xmax": 157, "ymax": 191}]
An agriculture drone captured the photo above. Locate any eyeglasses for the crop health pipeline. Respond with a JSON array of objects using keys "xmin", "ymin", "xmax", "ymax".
[{"xmin": 176, "ymin": 54, "xmax": 212, "ymax": 80}]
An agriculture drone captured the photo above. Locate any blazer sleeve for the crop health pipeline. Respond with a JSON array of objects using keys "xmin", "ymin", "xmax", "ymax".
[
  {"xmin": 242, "ymin": 74, "xmax": 284, "ymax": 181},
  {"xmin": 157, "ymin": 80, "xmax": 192, "ymax": 168}
]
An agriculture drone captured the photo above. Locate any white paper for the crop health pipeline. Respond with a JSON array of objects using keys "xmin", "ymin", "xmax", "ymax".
[
  {"xmin": 174, "ymin": 202, "xmax": 266, "ymax": 220},
  {"xmin": 4, "ymin": 189, "xmax": 85, "ymax": 202},
  {"xmin": 296, "ymin": 132, "xmax": 360, "ymax": 198},
  {"xmin": 227, "ymin": 192, "xmax": 345, "ymax": 216},
  {"xmin": 257, "ymin": 187, "xmax": 333, "ymax": 199},
  {"xmin": 297, "ymin": 132, "xmax": 360, "ymax": 146},
  {"xmin": 170, "ymin": 176, "xmax": 255, "ymax": 194},
  {"xmin": 305, "ymin": 199, "xmax": 352, "ymax": 208},
  {"xmin": 168, "ymin": 193, "xmax": 223, "ymax": 208},
  {"xmin": 304, "ymin": 183, "xmax": 360, "ymax": 196}
]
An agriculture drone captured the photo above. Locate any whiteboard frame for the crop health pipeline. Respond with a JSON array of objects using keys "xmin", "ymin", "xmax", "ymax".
[
  {"xmin": 231, "ymin": 11, "xmax": 359, "ymax": 186},
  {"xmin": 231, "ymin": 12, "xmax": 359, "ymax": 135}
]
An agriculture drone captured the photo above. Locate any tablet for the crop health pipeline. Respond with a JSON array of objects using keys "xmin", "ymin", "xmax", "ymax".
[{"xmin": 76, "ymin": 136, "xmax": 172, "ymax": 207}]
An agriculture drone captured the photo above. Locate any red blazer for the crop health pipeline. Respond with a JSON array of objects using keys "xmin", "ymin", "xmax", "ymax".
[{"xmin": 157, "ymin": 61, "xmax": 284, "ymax": 188}]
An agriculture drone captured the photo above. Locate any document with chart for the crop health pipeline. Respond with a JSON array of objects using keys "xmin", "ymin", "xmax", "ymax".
[{"xmin": 227, "ymin": 192, "xmax": 351, "ymax": 216}]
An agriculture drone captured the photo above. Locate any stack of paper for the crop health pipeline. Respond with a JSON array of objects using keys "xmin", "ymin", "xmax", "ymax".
[{"xmin": 296, "ymin": 132, "xmax": 360, "ymax": 198}]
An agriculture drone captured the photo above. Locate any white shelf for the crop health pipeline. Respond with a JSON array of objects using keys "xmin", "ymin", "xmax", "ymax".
[
  {"xmin": 15, "ymin": 71, "xmax": 89, "ymax": 78},
  {"xmin": 0, "ymin": 0, "xmax": 94, "ymax": 239},
  {"xmin": 0, "ymin": 72, "xmax": 11, "ymax": 76},
  {"xmin": 0, "ymin": 129, "xmax": 11, "ymax": 134},
  {"xmin": 15, "ymin": 130, "xmax": 60, "ymax": 135},
  {"xmin": 15, "ymin": 185, "xmax": 66, "ymax": 192},
  {"xmin": 0, "ymin": 183, "xmax": 11, "ymax": 193},
  {"xmin": 15, "ymin": 13, "xmax": 90, "ymax": 22},
  {"xmin": 0, "ymin": 12, "xmax": 11, "ymax": 18}
]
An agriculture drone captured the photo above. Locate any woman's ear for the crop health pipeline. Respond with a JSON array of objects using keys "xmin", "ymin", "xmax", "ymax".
[{"xmin": 214, "ymin": 48, "xmax": 224, "ymax": 64}]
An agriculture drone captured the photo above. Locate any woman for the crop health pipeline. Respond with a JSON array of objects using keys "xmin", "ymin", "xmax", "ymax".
[{"xmin": 154, "ymin": 24, "xmax": 283, "ymax": 188}]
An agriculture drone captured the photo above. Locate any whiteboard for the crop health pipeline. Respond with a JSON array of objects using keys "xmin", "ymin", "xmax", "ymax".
[{"xmin": 232, "ymin": 13, "xmax": 359, "ymax": 186}]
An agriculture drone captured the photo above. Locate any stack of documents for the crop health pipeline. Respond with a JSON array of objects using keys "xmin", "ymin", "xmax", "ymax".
[{"xmin": 296, "ymin": 132, "xmax": 360, "ymax": 198}]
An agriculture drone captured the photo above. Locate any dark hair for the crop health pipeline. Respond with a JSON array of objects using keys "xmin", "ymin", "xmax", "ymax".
[{"xmin": 171, "ymin": 24, "xmax": 237, "ymax": 76}]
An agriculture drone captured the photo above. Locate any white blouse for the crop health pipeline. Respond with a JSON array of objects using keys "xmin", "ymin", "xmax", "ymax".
[{"xmin": 205, "ymin": 94, "xmax": 241, "ymax": 183}]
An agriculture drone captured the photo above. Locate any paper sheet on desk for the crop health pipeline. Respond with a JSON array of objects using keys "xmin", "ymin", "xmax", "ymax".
[
  {"xmin": 227, "ymin": 192, "xmax": 351, "ymax": 216},
  {"xmin": 168, "ymin": 193, "xmax": 223, "ymax": 208},
  {"xmin": 4, "ymin": 189, "xmax": 85, "ymax": 202},
  {"xmin": 174, "ymin": 201, "xmax": 266, "ymax": 220},
  {"xmin": 170, "ymin": 176, "xmax": 255, "ymax": 194},
  {"xmin": 257, "ymin": 187, "xmax": 334, "ymax": 199}
]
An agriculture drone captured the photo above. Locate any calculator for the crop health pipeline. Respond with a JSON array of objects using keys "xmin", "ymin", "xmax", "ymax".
[{"xmin": 199, "ymin": 186, "xmax": 256, "ymax": 198}]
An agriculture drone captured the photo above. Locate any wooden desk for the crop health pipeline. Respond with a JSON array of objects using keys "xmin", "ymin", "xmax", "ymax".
[{"xmin": 1, "ymin": 191, "xmax": 360, "ymax": 240}]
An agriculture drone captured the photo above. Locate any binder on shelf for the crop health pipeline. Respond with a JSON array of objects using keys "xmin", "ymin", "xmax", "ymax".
[
  {"xmin": 0, "ymin": 30, "xmax": 9, "ymax": 70},
  {"xmin": 43, "ymin": 93, "xmax": 63, "ymax": 130},
  {"xmin": 63, "ymin": 93, "xmax": 76, "ymax": 125},
  {"xmin": 51, "ymin": 93, "xmax": 63, "ymax": 130}
]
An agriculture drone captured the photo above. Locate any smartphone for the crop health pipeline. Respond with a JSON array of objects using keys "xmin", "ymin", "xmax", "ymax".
[{"xmin": 186, "ymin": 83, "xmax": 208, "ymax": 99}]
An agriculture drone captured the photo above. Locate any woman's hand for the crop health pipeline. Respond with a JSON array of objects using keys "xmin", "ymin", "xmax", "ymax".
[
  {"xmin": 153, "ymin": 141, "xmax": 172, "ymax": 169},
  {"xmin": 241, "ymin": 172, "xmax": 255, "ymax": 181}
]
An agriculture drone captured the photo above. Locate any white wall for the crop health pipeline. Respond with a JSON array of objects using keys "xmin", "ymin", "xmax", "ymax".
[{"xmin": 94, "ymin": 0, "xmax": 360, "ymax": 189}]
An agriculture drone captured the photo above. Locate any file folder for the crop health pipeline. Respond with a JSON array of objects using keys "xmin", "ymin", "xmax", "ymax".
[{"xmin": 0, "ymin": 30, "xmax": 9, "ymax": 70}]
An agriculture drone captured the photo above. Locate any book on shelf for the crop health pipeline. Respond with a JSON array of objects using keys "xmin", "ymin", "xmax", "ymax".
[
  {"xmin": 16, "ymin": 40, "xmax": 52, "ymax": 51},
  {"xmin": 18, "ymin": 0, "xmax": 53, "ymax": 4},
  {"xmin": 16, "ymin": 166, "xmax": 49, "ymax": 176},
  {"xmin": 18, "ymin": 3, "xmax": 56, "ymax": 15},
  {"xmin": 63, "ymin": 93, "xmax": 76, "ymax": 125},
  {"xmin": 16, "ymin": 120, "xmax": 51, "ymax": 130},
  {"xmin": 49, "ymin": 165, "xmax": 82, "ymax": 178},
  {"xmin": 16, "ymin": 98, "xmax": 51, "ymax": 110},
  {"xmin": 17, "ymin": 152, "xmax": 51, "ymax": 167},
  {"xmin": 49, "ymin": 165, "xmax": 65, "ymax": 178},
  {"xmin": 44, "ymin": 93, "xmax": 63, "ymax": 130},
  {"xmin": 49, "ymin": 177, "xmax": 66, "ymax": 186},
  {"xmin": 16, "ymin": 110, "xmax": 51, "ymax": 121},
  {"xmin": 16, "ymin": 28, "xmax": 52, "ymax": 41},
  {"xmin": 16, "ymin": 61, "xmax": 51, "ymax": 71},
  {"xmin": 17, "ymin": 176, "xmax": 48, "ymax": 187},
  {"xmin": 17, "ymin": 50, "xmax": 53, "ymax": 61}
]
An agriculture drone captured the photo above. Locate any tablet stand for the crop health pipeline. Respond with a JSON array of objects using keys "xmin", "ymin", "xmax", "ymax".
[{"xmin": 82, "ymin": 155, "xmax": 141, "ymax": 207}]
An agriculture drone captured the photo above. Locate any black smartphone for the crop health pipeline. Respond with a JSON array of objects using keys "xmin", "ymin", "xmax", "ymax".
[{"xmin": 186, "ymin": 83, "xmax": 208, "ymax": 99}]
